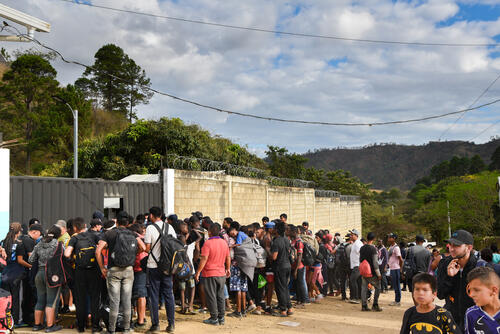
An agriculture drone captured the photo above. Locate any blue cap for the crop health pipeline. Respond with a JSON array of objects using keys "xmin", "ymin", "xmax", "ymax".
[{"xmin": 265, "ymin": 222, "xmax": 275, "ymax": 229}]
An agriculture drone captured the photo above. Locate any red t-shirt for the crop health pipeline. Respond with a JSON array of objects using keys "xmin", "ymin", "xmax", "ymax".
[
  {"xmin": 292, "ymin": 238, "xmax": 304, "ymax": 270},
  {"xmin": 201, "ymin": 237, "xmax": 229, "ymax": 278}
]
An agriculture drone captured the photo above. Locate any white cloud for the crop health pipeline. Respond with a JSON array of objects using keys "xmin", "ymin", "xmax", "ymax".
[{"xmin": 2, "ymin": 0, "xmax": 500, "ymax": 157}]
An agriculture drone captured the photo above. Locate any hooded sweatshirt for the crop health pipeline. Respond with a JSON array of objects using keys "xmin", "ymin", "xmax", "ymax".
[{"xmin": 29, "ymin": 239, "xmax": 58, "ymax": 268}]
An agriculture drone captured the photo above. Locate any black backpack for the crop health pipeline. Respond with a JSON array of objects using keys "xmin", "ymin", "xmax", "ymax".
[
  {"xmin": 46, "ymin": 242, "xmax": 73, "ymax": 288},
  {"xmin": 110, "ymin": 229, "xmax": 137, "ymax": 268},
  {"xmin": 302, "ymin": 242, "xmax": 316, "ymax": 267},
  {"xmin": 151, "ymin": 223, "xmax": 188, "ymax": 276},
  {"xmin": 402, "ymin": 247, "xmax": 417, "ymax": 280},
  {"xmin": 74, "ymin": 233, "xmax": 97, "ymax": 269},
  {"xmin": 335, "ymin": 243, "xmax": 350, "ymax": 269}
]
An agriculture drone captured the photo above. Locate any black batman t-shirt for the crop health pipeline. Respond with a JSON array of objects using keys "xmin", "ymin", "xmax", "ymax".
[{"xmin": 400, "ymin": 306, "xmax": 462, "ymax": 334}]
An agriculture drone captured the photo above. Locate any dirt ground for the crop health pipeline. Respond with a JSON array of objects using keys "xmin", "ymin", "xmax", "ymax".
[{"xmin": 16, "ymin": 289, "xmax": 420, "ymax": 334}]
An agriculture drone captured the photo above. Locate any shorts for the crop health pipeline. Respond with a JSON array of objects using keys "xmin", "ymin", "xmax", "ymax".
[
  {"xmin": 132, "ymin": 270, "xmax": 147, "ymax": 299},
  {"xmin": 178, "ymin": 278, "xmax": 195, "ymax": 290},
  {"xmin": 229, "ymin": 266, "xmax": 248, "ymax": 292},
  {"xmin": 265, "ymin": 271, "xmax": 275, "ymax": 283}
]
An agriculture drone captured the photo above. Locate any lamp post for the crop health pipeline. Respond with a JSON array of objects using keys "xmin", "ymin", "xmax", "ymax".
[{"xmin": 52, "ymin": 96, "xmax": 78, "ymax": 179}]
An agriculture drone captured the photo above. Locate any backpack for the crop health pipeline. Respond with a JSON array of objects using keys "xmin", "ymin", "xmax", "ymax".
[
  {"xmin": 286, "ymin": 240, "xmax": 296, "ymax": 265},
  {"xmin": 74, "ymin": 233, "xmax": 97, "ymax": 269},
  {"xmin": 326, "ymin": 252, "xmax": 336, "ymax": 269},
  {"xmin": 301, "ymin": 235, "xmax": 319, "ymax": 255},
  {"xmin": 110, "ymin": 229, "xmax": 137, "ymax": 268},
  {"xmin": 253, "ymin": 242, "xmax": 267, "ymax": 269},
  {"xmin": 151, "ymin": 223, "xmax": 188, "ymax": 276},
  {"xmin": 46, "ymin": 242, "xmax": 73, "ymax": 288},
  {"xmin": 302, "ymin": 242, "xmax": 316, "ymax": 267},
  {"xmin": 402, "ymin": 246, "xmax": 417, "ymax": 280},
  {"xmin": 360, "ymin": 259, "xmax": 373, "ymax": 278},
  {"xmin": 100, "ymin": 305, "xmax": 125, "ymax": 332},
  {"xmin": 335, "ymin": 243, "xmax": 350, "ymax": 269},
  {"xmin": 0, "ymin": 289, "xmax": 13, "ymax": 332}
]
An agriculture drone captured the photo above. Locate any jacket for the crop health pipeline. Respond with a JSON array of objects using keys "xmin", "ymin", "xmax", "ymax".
[
  {"xmin": 436, "ymin": 253, "xmax": 478, "ymax": 331},
  {"xmin": 29, "ymin": 239, "xmax": 59, "ymax": 269}
]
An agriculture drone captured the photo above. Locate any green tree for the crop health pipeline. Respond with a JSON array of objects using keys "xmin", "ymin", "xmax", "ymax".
[
  {"xmin": 0, "ymin": 54, "xmax": 59, "ymax": 173},
  {"xmin": 79, "ymin": 44, "xmax": 152, "ymax": 120},
  {"xmin": 266, "ymin": 146, "xmax": 308, "ymax": 179},
  {"xmin": 490, "ymin": 146, "xmax": 500, "ymax": 170},
  {"xmin": 469, "ymin": 154, "xmax": 486, "ymax": 174}
]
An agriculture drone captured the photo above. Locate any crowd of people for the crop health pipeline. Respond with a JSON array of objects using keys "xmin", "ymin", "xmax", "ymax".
[{"xmin": 1, "ymin": 209, "xmax": 500, "ymax": 334}]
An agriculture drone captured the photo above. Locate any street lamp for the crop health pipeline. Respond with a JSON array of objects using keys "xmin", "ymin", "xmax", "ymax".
[{"xmin": 52, "ymin": 96, "xmax": 78, "ymax": 179}]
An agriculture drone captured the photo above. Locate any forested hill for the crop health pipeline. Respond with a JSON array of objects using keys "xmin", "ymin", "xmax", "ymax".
[{"xmin": 303, "ymin": 139, "xmax": 500, "ymax": 190}]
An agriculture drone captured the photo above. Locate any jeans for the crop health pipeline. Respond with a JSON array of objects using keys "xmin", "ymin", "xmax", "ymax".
[
  {"xmin": 327, "ymin": 267, "xmax": 339, "ymax": 293},
  {"xmin": 107, "ymin": 266, "xmax": 134, "ymax": 332},
  {"xmin": 338, "ymin": 268, "xmax": 350, "ymax": 299},
  {"xmin": 390, "ymin": 269, "xmax": 401, "ymax": 303},
  {"xmin": 34, "ymin": 269, "xmax": 61, "ymax": 312},
  {"xmin": 294, "ymin": 267, "xmax": 307, "ymax": 303},
  {"xmin": 274, "ymin": 267, "xmax": 292, "ymax": 311},
  {"xmin": 203, "ymin": 276, "xmax": 226, "ymax": 320},
  {"xmin": 74, "ymin": 267, "xmax": 102, "ymax": 331},
  {"xmin": 1, "ymin": 273, "xmax": 23, "ymax": 324},
  {"xmin": 147, "ymin": 268, "xmax": 175, "ymax": 326},
  {"xmin": 349, "ymin": 266, "xmax": 362, "ymax": 300},
  {"xmin": 361, "ymin": 276, "xmax": 381, "ymax": 306}
]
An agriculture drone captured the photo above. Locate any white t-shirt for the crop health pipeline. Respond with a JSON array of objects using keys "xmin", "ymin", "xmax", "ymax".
[
  {"xmin": 350, "ymin": 238, "xmax": 363, "ymax": 269},
  {"xmin": 145, "ymin": 220, "xmax": 177, "ymax": 268},
  {"xmin": 186, "ymin": 242, "xmax": 196, "ymax": 268}
]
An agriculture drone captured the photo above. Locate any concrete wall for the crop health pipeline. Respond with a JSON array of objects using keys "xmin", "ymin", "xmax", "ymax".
[{"xmin": 169, "ymin": 169, "xmax": 361, "ymax": 236}]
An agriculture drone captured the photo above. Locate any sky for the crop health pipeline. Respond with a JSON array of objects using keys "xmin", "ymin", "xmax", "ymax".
[{"xmin": 3, "ymin": 0, "xmax": 500, "ymax": 157}]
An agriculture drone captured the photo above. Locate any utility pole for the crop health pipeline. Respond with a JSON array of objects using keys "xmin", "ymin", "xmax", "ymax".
[
  {"xmin": 391, "ymin": 205, "xmax": 394, "ymax": 217},
  {"xmin": 447, "ymin": 200, "xmax": 451, "ymax": 239},
  {"xmin": 52, "ymin": 96, "xmax": 78, "ymax": 179}
]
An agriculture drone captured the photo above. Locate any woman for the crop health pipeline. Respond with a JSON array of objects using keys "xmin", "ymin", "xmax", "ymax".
[
  {"xmin": 0, "ymin": 222, "xmax": 25, "ymax": 327},
  {"xmin": 29, "ymin": 225, "xmax": 63, "ymax": 332}
]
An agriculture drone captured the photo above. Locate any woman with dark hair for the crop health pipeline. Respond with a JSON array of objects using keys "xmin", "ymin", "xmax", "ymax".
[
  {"xmin": 29, "ymin": 225, "xmax": 62, "ymax": 332},
  {"xmin": 1, "ymin": 222, "xmax": 25, "ymax": 327}
]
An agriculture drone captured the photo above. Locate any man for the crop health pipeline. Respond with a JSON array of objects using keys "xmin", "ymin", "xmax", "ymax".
[
  {"xmin": 290, "ymin": 226, "xmax": 307, "ymax": 306},
  {"xmin": 261, "ymin": 216, "xmax": 269, "ymax": 227},
  {"xmin": 195, "ymin": 224, "xmax": 231, "ymax": 325},
  {"xmin": 349, "ymin": 229, "xmax": 363, "ymax": 304},
  {"xmin": 279, "ymin": 213, "xmax": 287, "ymax": 223},
  {"xmin": 96, "ymin": 212, "xmax": 141, "ymax": 334},
  {"xmin": 145, "ymin": 207, "xmax": 177, "ymax": 333},
  {"xmin": 437, "ymin": 229, "xmax": 478, "ymax": 331},
  {"xmin": 336, "ymin": 234, "xmax": 352, "ymax": 301},
  {"xmin": 271, "ymin": 221, "xmax": 294, "ymax": 317},
  {"xmin": 377, "ymin": 239, "xmax": 389, "ymax": 293},
  {"xmin": 387, "ymin": 233, "xmax": 403, "ymax": 306},
  {"xmin": 263, "ymin": 221, "xmax": 276, "ymax": 313},
  {"xmin": 359, "ymin": 232, "xmax": 382, "ymax": 312},
  {"xmin": 302, "ymin": 222, "xmax": 312, "ymax": 236},
  {"xmin": 56, "ymin": 220, "xmax": 71, "ymax": 246},
  {"xmin": 409, "ymin": 235, "xmax": 431, "ymax": 291},
  {"xmin": 16, "ymin": 223, "xmax": 43, "ymax": 326},
  {"xmin": 64, "ymin": 217, "xmax": 102, "ymax": 333},
  {"xmin": 89, "ymin": 219, "xmax": 102, "ymax": 233}
]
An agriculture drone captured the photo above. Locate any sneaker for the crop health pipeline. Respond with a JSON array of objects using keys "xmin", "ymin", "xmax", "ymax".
[
  {"xmin": 246, "ymin": 303, "xmax": 257, "ymax": 313},
  {"xmin": 45, "ymin": 325, "xmax": 63, "ymax": 333},
  {"xmin": 316, "ymin": 294, "xmax": 324, "ymax": 301},
  {"xmin": 59, "ymin": 306, "xmax": 70, "ymax": 314},
  {"xmin": 166, "ymin": 324, "xmax": 175, "ymax": 333},
  {"xmin": 33, "ymin": 325, "xmax": 45, "ymax": 332},
  {"xmin": 348, "ymin": 299, "xmax": 361, "ymax": 304},
  {"xmin": 227, "ymin": 311, "xmax": 242, "ymax": 318},
  {"xmin": 197, "ymin": 308, "xmax": 208, "ymax": 314},
  {"xmin": 15, "ymin": 322, "xmax": 30, "ymax": 328},
  {"xmin": 133, "ymin": 321, "xmax": 146, "ymax": 329},
  {"xmin": 361, "ymin": 305, "xmax": 371, "ymax": 312},
  {"xmin": 218, "ymin": 317, "xmax": 225, "ymax": 325},
  {"xmin": 147, "ymin": 325, "xmax": 159, "ymax": 333},
  {"xmin": 372, "ymin": 304, "xmax": 383, "ymax": 312},
  {"xmin": 202, "ymin": 318, "xmax": 219, "ymax": 326},
  {"xmin": 389, "ymin": 301, "xmax": 401, "ymax": 306}
]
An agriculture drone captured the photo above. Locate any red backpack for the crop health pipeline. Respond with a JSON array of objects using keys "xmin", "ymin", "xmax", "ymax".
[
  {"xmin": 359, "ymin": 259, "xmax": 373, "ymax": 278},
  {"xmin": 0, "ymin": 289, "xmax": 13, "ymax": 332}
]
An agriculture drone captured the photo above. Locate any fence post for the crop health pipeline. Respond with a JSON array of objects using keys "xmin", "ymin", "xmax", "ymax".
[
  {"xmin": 228, "ymin": 178, "xmax": 232, "ymax": 217},
  {"xmin": 163, "ymin": 169, "xmax": 175, "ymax": 214}
]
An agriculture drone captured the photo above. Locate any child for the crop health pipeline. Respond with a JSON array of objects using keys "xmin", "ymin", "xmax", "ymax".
[
  {"xmin": 177, "ymin": 233, "xmax": 198, "ymax": 315},
  {"xmin": 400, "ymin": 273, "xmax": 460, "ymax": 334},
  {"xmin": 465, "ymin": 266, "xmax": 500, "ymax": 334}
]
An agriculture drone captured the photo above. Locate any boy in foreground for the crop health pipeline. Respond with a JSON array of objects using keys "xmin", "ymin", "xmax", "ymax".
[
  {"xmin": 400, "ymin": 273, "xmax": 461, "ymax": 334},
  {"xmin": 465, "ymin": 266, "xmax": 500, "ymax": 334}
]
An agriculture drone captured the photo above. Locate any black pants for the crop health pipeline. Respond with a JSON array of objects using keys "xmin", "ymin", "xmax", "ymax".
[
  {"xmin": 294, "ymin": 267, "xmax": 307, "ymax": 303},
  {"xmin": 74, "ymin": 267, "xmax": 102, "ymax": 331},
  {"xmin": 274, "ymin": 268, "xmax": 291, "ymax": 311},
  {"xmin": 21, "ymin": 275, "xmax": 35, "ymax": 325},
  {"xmin": 338, "ymin": 268, "xmax": 350, "ymax": 299},
  {"xmin": 247, "ymin": 268, "xmax": 265, "ymax": 307},
  {"xmin": 1, "ymin": 275, "xmax": 24, "ymax": 324},
  {"xmin": 349, "ymin": 266, "xmax": 362, "ymax": 300},
  {"xmin": 327, "ymin": 267, "xmax": 339, "ymax": 293},
  {"xmin": 204, "ymin": 276, "xmax": 226, "ymax": 320}
]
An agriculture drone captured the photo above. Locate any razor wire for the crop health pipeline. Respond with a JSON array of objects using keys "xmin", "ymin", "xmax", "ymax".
[
  {"xmin": 315, "ymin": 190, "xmax": 341, "ymax": 198},
  {"xmin": 340, "ymin": 195, "xmax": 361, "ymax": 202}
]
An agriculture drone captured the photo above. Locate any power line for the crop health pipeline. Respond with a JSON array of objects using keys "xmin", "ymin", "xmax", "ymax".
[
  {"xmin": 6, "ymin": 24, "xmax": 500, "ymax": 127},
  {"xmin": 55, "ymin": 0, "xmax": 499, "ymax": 48},
  {"xmin": 438, "ymin": 72, "xmax": 500, "ymax": 141},
  {"xmin": 469, "ymin": 120, "xmax": 500, "ymax": 142}
]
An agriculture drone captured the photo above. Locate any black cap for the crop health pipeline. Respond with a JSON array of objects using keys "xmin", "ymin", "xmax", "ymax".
[
  {"xmin": 445, "ymin": 230, "xmax": 474, "ymax": 246},
  {"xmin": 29, "ymin": 224, "xmax": 43, "ymax": 233},
  {"xmin": 192, "ymin": 211, "xmax": 203, "ymax": 219},
  {"xmin": 387, "ymin": 233, "xmax": 398, "ymax": 239},
  {"xmin": 416, "ymin": 235, "xmax": 425, "ymax": 243}
]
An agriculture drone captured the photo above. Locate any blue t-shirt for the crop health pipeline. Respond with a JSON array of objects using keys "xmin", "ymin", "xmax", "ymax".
[
  {"xmin": 235, "ymin": 231, "xmax": 248, "ymax": 245},
  {"xmin": 465, "ymin": 305, "xmax": 500, "ymax": 334},
  {"xmin": 493, "ymin": 253, "xmax": 500, "ymax": 264}
]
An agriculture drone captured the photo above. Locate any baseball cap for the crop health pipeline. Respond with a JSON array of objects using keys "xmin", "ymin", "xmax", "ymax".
[
  {"xmin": 264, "ymin": 221, "xmax": 275, "ymax": 229},
  {"xmin": 29, "ymin": 224, "xmax": 43, "ymax": 233},
  {"xmin": 445, "ymin": 230, "xmax": 474, "ymax": 246},
  {"xmin": 349, "ymin": 229, "xmax": 360, "ymax": 236},
  {"xmin": 416, "ymin": 235, "xmax": 425, "ymax": 243},
  {"xmin": 387, "ymin": 233, "xmax": 398, "ymax": 239},
  {"xmin": 56, "ymin": 220, "xmax": 67, "ymax": 229},
  {"xmin": 92, "ymin": 210, "xmax": 104, "ymax": 221},
  {"xmin": 191, "ymin": 211, "xmax": 203, "ymax": 219}
]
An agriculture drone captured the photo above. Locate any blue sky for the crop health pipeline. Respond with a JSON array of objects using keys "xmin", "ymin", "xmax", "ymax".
[{"xmin": 3, "ymin": 0, "xmax": 500, "ymax": 156}]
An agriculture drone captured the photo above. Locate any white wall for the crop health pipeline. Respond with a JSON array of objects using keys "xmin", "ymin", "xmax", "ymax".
[{"xmin": 0, "ymin": 149, "xmax": 9, "ymax": 237}]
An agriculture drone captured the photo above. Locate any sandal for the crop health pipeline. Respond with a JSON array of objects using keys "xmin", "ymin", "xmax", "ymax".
[{"xmin": 272, "ymin": 311, "xmax": 287, "ymax": 317}]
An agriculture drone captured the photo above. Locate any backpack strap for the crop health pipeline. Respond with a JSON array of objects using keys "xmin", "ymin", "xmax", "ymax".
[{"xmin": 150, "ymin": 222, "xmax": 167, "ymax": 265}]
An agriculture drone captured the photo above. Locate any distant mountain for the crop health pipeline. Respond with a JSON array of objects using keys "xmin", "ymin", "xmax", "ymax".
[{"xmin": 303, "ymin": 139, "xmax": 500, "ymax": 190}]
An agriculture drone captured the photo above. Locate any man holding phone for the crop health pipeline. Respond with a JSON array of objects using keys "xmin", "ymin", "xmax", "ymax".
[{"xmin": 437, "ymin": 229, "xmax": 478, "ymax": 331}]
